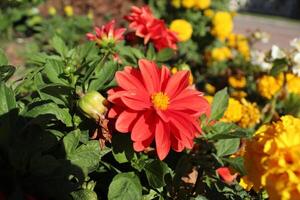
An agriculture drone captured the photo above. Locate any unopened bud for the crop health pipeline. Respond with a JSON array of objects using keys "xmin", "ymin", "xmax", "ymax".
[{"xmin": 78, "ymin": 91, "xmax": 108, "ymax": 121}]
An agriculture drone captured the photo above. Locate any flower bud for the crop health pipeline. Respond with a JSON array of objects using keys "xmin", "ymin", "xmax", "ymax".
[{"xmin": 78, "ymin": 91, "xmax": 108, "ymax": 121}]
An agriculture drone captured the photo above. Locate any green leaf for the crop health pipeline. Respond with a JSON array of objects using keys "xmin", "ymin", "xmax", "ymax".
[
  {"xmin": 71, "ymin": 189, "xmax": 98, "ymax": 200},
  {"xmin": 0, "ymin": 82, "xmax": 16, "ymax": 115},
  {"xmin": 108, "ymin": 172, "xmax": 142, "ymax": 200},
  {"xmin": 270, "ymin": 58, "xmax": 288, "ymax": 76},
  {"xmin": 88, "ymin": 61, "xmax": 118, "ymax": 91},
  {"xmin": 215, "ymin": 138, "xmax": 240, "ymax": 157},
  {"xmin": 112, "ymin": 134, "xmax": 134, "ymax": 164},
  {"xmin": 0, "ymin": 65, "xmax": 15, "ymax": 82},
  {"xmin": 50, "ymin": 35, "xmax": 68, "ymax": 57},
  {"xmin": 222, "ymin": 157, "xmax": 246, "ymax": 176},
  {"xmin": 209, "ymin": 88, "xmax": 229, "ymax": 121},
  {"xmin": 24, "ymin": 102, "xmax": 73, "ymax": 127},
  {"xmin": 205, "ymin": 122, "xmax": 251, "ymax": 140},
  {"xmin": 156, "ymin": 48, "xmax": 174, "ymax": 62},
  {"xmin": 146, "ymin": 44, "xmax": 156, "ymax": 60},
  {"xmin": 144, "ymin": 159, "xmax": 170, "ymax": 188},
  {"xmin": 0, "ymin": 49, "xmax": 8, "ymax": 65},
  {"xmin": 63, "ymin": 130, "xmax": 81, "ymax": 155},
  {"xmin": 43, "ymin": 59, "xmax": 68, "ymax": 85},
  {"xmin": 68, "ymin": 141, "xmax": 110, "ymax": 173}
]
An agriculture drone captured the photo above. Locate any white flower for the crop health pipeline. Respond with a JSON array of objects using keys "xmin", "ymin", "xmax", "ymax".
[
  {"xmin": 271, "ymin": 45, "xmax": 286, "ymax": 60},
  {"xmin": 292, "ymin": 52, "xmax": 300, "ymax": 76},
  {"xmin": 290, "ymin": 38, "xmax": 300, "ymax": 52},
  {"xmin": 251, "ymin": 50, "xmax": 272, "ymax": 71}
]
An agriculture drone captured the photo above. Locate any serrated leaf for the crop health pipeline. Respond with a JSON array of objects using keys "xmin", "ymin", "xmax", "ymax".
[
  {"xmin": 108, "ymin": 172, "xmax": 142, "ymax": 200},
  {"xmin": 0, "ymin": 65, "xmax": 15, "ymax": 82},
  {"xmin": 222, "ymin": 157, "xmax": 246, "ymax": 176},
  {"xmin": 144, "ymin": 159, "xmax": 170, "ymax": 188},
  {"xmin": 63, "ymin": 130, "xmax": 81, "ymax": 155},
  {"xmin": 215, "ymin": 138, "xmax": 240, "ymax": 157},
  {"xmin": 68, "ymin": 141, "xmax": 110, "ymax": 173},
  {"xmin": 112, "ymin": 134, "xmax": 134, "ymax": 164},
  {"xmin": 24, "ymin": 102, "xmax": 72, "ymax": 127},
  {"xmin": 156, "ymin": 48, "xmax": 174, "ymax": 62},
  {"xmin": 43, "ymin": 59, "xmax": 68, "ymax": 85},
  {"xmin": 205, "ymin": 122, "xmax": 251, "ymax": 140},
  {"xmin": 0, "ymin": 82, "xmax": 16, "ymax": 115},
  {"xmin": 209, "ymin": 88, "xmax": 229, "ymax": 121},
  {"xmin": 88, "ymin": 61, "xmax": 118, "ymax": 91},
  {"xmin": 50, "ymin": 35, "xmax": 68, "ymax": 57}
]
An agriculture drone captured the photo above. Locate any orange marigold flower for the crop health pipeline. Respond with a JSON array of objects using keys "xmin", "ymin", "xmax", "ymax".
[{"xmin": 107, "ymin": 59, "xmax": 210, "ymax": 160}]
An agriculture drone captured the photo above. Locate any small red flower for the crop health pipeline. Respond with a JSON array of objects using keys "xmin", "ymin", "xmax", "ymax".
[
  {"xmin": 107, "ymin": 59, "xmax": 210, "ymax": 160},
  {"xmin": 125, "ymin": 6, "xmax": 178, "ymax": 51},
  {"xmin": 86, "ymin": 19, "xmax": 126, "ymax": 47},
  {"xmin": 216, "ymin": 167, "xmax": 238, "ymax": 184}
]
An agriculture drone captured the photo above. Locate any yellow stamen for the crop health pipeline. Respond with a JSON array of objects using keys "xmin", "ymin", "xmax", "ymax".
[{"xmin": 151, "ymin": 92, "xmax": 169, "ymax": 110}]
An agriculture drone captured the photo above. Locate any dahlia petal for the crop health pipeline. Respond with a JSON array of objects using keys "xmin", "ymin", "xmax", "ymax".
[
  {"xmin": 155, "ymin": 119, "xmax": 171, "ymax": 160},
  {"xmin": 159, "ymin": 65, "xmax": 171, "ymax": 91},
  {"xmin": 171, "ymin": 135, "xmax": 185, "ymax": 152},
  {"xmin": 139, "ymin": 59, "xmax": 160, "ymax": 93},
  {"xmin": 108, "ymin": 105, "xmax": 122, "ymax": 118},
  {"xmin": 170, "ymin": 122, "xmax": 194, "ymax": 149},
  {"xmin": 116, "ymin": 110, "xmax": 139, "ymax": 133},
  {"xmin": 133, "ymin": 135, "xmax": 154, "ymax": 152},
  {"xmin": 121, "ymin": 93, "xmax": 151, "ymax": 110},
  {"xmin": 86, "ymin": 33, "xmax": 96, "ymax": 41},
  {"xmin": 168, "ymin": 111, "xmax": 194, "ymax": 139},
  {"xmin": 156, "ymin": 110, "xmax": 169, "ymax": 122},
  {"xmin": 165, "ymin": 71, "xmax": 189, "ymax": 98},
  {"xmin": 131, "ymin": 111, "xmax": 154, "ymax": 141},
  {"xmin": 115, "ymin": 68, "xmax": 147, "ymax": 93}
]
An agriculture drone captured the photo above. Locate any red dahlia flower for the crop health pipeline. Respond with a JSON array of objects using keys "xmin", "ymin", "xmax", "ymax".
[
  {"xmin": 86, "ymin": 19, "xmax": 126, "ymax": 47},
  {"xmin": 107, "ymin": 59, "xmax": 210, "ymax": 160},
  {"xmin": 125, "ymin": 6, "xmax": 178, "ymax": 51}
]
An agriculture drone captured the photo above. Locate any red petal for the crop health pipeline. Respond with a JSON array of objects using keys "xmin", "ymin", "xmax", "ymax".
[
  {"xmin": 164, "ymin": 71, "xmax": 189, "ymax": 98},
  {"xmin": 139, "ymin": 59, "xmax": 160, "ymax": 93},
  {"xmin": 159, "ymin": 65, "xmax": 171, "ymax": 91},
  {"xmin": 131, "ymin": 111, "xmax": 154, "ymax": 141},
  {"xmin": 155, "ymin": 119, "xmax": 171, "ymax": 160},
  {"xmin": 115, "ymin": 110, "xmax": 139, "ymax": 133},
  {"xmin": 216, "ymin": 167, "xmax": 238, "ymax": 184},
  {"xmin": 171, "ymin": 135, "xmax": 185, "ymax": 152},
  {"xmin": 133, "ymin": 135, "xmax": 154, "ymax": 152}
]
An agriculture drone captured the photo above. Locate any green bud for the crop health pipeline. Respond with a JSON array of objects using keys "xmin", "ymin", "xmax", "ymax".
[
  {"xmin": 78, "ymin": 91, "xmax": 108, "ymax": 121},
  {"xmin": 178, "ymin": 63, "xmax": 191, "ymax": 71}
]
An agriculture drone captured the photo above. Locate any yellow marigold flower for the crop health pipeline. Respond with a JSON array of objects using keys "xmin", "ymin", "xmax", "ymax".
[
  {"xmin": 171, "ymin": 0, "xmax": 181, "ymax": 8},
  {"xmin": 239, "ymin": 176, "xmax": 254, "ymax": 191},
  {"xmin": 238, "ymin": 99, "xmax": 260, "ymax": 128},
  {"xmin": 244, "ymin": 115, "xmax": 300, "ymax": 199},
  {"xmin": 64, "ymin": 5, "xmax": 74, "ymax": 17},
  {"xmin": 227, "ymin": 33, "xmax": 237, "ymax": 48},
  {"xmin": 286, "ymin": 73, "xmax": 300, "ymax": 94},
  {"xmin": 204, "ymin": 9, "xmax": 214, "ymax": 17},
  {"xmin": 221, "ymin": 98, "xmax": 243, "ymax": 123},
  {"xmin": 204, "ymin": 95, "xmax": 213, "ymax": 104},
  {"xmin": 182, "ymin": 0, "xmax": 195, "ymax": 8},
  {"xmin": 237, "ymin": 40, "xmax": 250, "ymax": 60},
  {"xmin": 205, "ymin": 83, "xmax": 216, "ymax": 94},
  {"xmin": 228, "ymin": 76, "xmax": 246, "ymax": 89},
  {"xmin": 257, "ymin": 75, "xmax": 283, "ymax": 99},
  {"xmin": 195, "ymin": 0, "xmax": 211, "ymax": 10},
  {"xmin": 231, "ymin": 91, "xmax": 247, "ymax": 99},
  {"xmin": 211, "ymin": 47, "xmax": 232, "ymax": 61},
  {"xmin": 48, "ymin": 6, "xmax": 57, "ymax": 16},
  {"xmin": 87, "ymin": 9, "xmax": 94, "ymax": 20},
  {"xmin": 170, "ymin": 19, "xmax": 193, "ymax": 42},
  {"xmin": 211, "ymin": 11, "xmax": 233, "ymax": 41}
]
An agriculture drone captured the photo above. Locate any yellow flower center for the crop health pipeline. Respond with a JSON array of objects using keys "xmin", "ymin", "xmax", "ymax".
[{"xmin": 151, "ymin": 92, "xmax": 170, "ymax": 110}]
